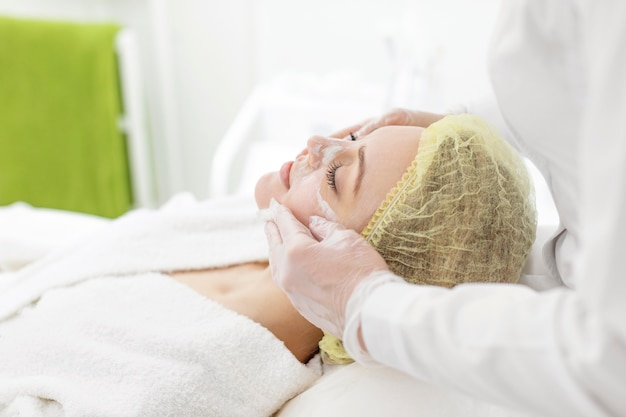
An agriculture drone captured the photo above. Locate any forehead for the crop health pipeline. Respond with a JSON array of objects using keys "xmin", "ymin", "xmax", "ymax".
[
  {"xmin": 333, "ymin": 125, "xmax": 422, "ymax": 231},
  {"xmin": 360, "ymin": 126, "xmax": 423, "ymax": 172}
]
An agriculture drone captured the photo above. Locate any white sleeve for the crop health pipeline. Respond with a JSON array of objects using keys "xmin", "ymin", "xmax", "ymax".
[
  {"xmin": 578, "ymin": 0, "xmax": 626, "ymax": 340},
  {"xmin": 354, "ymin": 280, "xmax": 626, "ymax": 417}
]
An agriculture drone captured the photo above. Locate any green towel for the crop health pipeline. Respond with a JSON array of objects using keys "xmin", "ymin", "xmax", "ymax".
[{"xmin": 0, "ymin": 16, "xmax": 132, "ymax": 218}]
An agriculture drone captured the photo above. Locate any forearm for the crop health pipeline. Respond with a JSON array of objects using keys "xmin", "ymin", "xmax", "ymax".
[{"xmin": 348, "ymin": 280, "xmax": 625, "ymax": 417}]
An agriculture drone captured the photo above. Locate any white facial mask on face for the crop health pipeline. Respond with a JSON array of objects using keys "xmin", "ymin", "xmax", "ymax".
[
  {"xmin": 322, "ymin": 144, "xmax": 343, "ymax": 165},
  {"xmin": 309, "ymin": 142, "xmax": 323, "ymax": 159},
  {"xmin": 293, "ymin": 141, "xmax": 342, "ymax": 177},
  {"xmin": 316, "ymin": 190, "xmax": 338, "ymax": 222}
]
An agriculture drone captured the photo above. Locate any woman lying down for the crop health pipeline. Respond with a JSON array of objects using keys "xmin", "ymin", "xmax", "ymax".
[{"xmin": 0, "ymin": 114, "xmax": 536, "ymax": 417}]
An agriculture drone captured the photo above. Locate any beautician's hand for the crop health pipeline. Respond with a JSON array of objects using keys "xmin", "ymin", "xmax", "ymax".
[
  {"xmin": 332, "ymin": 108, "xmax": 446, "ymax": 140},
  {"xmin": 265, "ymin": 204, "xmax": 389, "ymax": 338}
]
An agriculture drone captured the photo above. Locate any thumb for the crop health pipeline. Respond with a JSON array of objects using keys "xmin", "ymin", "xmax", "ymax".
[
  {"xmin": 264, "ymin": 220, "xmax": 283, "ymax": 248},
  {"xmin": 309, "ymin": 215, "xmax": 345, "ymax": 241},
  {"xmin": 273, "ymin": 203, "xmax": 314, "ymax": 243}
]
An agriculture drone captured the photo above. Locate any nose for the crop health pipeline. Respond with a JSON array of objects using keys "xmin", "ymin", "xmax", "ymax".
[
  {"xmin": 306, "ymin": 135, "xmax": 346, "ymax": 167},
  {"xmin": 306, "ymin": 135, "xmax": 329, "ymax": 156}
]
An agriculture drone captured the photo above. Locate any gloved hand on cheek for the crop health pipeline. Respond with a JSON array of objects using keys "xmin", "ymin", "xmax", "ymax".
[{"xmin": 264, "ymin": 203, "xmax": 389, "ymax": 338}]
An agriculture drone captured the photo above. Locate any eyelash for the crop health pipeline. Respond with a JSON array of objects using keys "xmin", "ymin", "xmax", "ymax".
[{"xmin": 326, "ymin": 162, "xmax": 342, "ymax": 191}]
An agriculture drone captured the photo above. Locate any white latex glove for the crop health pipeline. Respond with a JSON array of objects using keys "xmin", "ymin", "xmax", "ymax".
[
  {"xmin": 331, "ymin": 108, "xmax": 446, "ymax": 140},
  {"xmin": 264, "ymin": 203, "xmax": 389, "ymax": 338}
]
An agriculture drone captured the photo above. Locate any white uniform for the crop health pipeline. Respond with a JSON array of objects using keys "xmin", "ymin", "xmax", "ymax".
[{"xmin": 345, "ymin": 1, "xmax": 626, "ymax": 416}]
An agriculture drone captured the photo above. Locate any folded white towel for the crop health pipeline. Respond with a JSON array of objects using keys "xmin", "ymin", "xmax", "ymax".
[
  {"xmin": 0, "ymin": 194, "xmax": 321, "ymax": 417},
  {"xmin": 0, "ymin": 274, "xmax": 320, "ymax": 417},
  {"xmin": 0, "ymin": 193, "xmax": 268, "ymax": 321}
]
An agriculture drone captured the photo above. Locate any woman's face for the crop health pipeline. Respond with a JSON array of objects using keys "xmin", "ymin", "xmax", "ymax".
[{"xmin": 255, "ymin": 126, "xmax": 423, "ymax": 232}]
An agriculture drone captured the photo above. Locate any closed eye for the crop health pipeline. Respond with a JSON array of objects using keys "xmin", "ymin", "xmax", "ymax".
[{"xmin": 326, "ymin": 162, "xmax": 342, "ymax": 191}]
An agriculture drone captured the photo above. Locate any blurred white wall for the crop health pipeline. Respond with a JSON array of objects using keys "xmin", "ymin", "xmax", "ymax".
[{"xmin": 0, "ymin": 0, "xmax": 500, "ymax": 203}]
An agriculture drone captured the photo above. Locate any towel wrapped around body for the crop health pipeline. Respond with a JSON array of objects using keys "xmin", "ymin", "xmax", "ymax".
[{"xmin": 0, "ymin": 194, "xmax": 321, "ymax": 417}]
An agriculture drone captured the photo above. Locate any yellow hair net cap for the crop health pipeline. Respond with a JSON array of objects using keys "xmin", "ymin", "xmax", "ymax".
[{"xmin": 321, "ymin": 114, "xmax": 537, "ymax": 364}]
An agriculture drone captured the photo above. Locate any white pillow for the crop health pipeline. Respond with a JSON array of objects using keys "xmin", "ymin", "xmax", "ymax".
[{"xmin": 277, "ymin": 363, "xmax": 532, "ymax": 417}]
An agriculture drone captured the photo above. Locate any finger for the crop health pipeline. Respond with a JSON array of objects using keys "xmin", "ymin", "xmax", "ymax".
[
  {"xmin": 355, "ymin": 119, "xmax": 381, "ymax": 138},
  {"xmin": 330, "ymin": 124, "xmax": 361, "ymax": 139},
  {"xmin": 273, "ymin": 204, "xmax": 314, "ymax": 243},
  {"xmin": 309, "ymin": 215, "xmax": 344, "ymax": 241},
  {"xmin": 330, "ymin": 118, "xmax": 372, "ymax": 139}
]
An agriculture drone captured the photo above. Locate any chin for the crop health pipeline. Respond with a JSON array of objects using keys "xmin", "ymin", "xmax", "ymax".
[{"xmin": 254, "ymin": 171, "xmax": 281, "ymax": 209}]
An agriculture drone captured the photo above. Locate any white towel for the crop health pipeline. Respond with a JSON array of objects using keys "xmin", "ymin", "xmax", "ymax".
[
  {"xmin": 0, "ymin": 193, "xmax": 321, "ymax": 417},
  {"xmin": 0, "ymin": 202, "xmax": 109, "ymax": 272},
  {"xmin": 0, "ymin": 193, "xmax": 269, "ymax": 320}
]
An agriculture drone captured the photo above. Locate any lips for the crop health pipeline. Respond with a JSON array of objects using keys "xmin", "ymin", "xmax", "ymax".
[{"xmin": 279, "ymin": 161, "xmax": 294, "ymax": 189}]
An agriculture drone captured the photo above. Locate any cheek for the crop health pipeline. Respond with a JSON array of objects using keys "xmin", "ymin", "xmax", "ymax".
[
  {"xmin": 338, "ymin": 198, "xmax": 380, "ymax": 233},
  {"xmin": 282, "ymin": 173, "xmax": 325, "ymax": 224}
]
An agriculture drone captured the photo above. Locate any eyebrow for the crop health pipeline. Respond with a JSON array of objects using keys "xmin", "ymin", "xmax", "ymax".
[{"xmin": 353, "ymin": 145, "xmax": 366, "ymax": 196}]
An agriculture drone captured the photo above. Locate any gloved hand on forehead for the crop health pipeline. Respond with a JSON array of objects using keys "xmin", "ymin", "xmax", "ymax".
[
  {"xmin": 264, "ymin": 203, "xmax": 389, "ymax": 338},
  {"xmin": 331, "ymin": 108, "xmax": 446, "ymax": 140}
]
